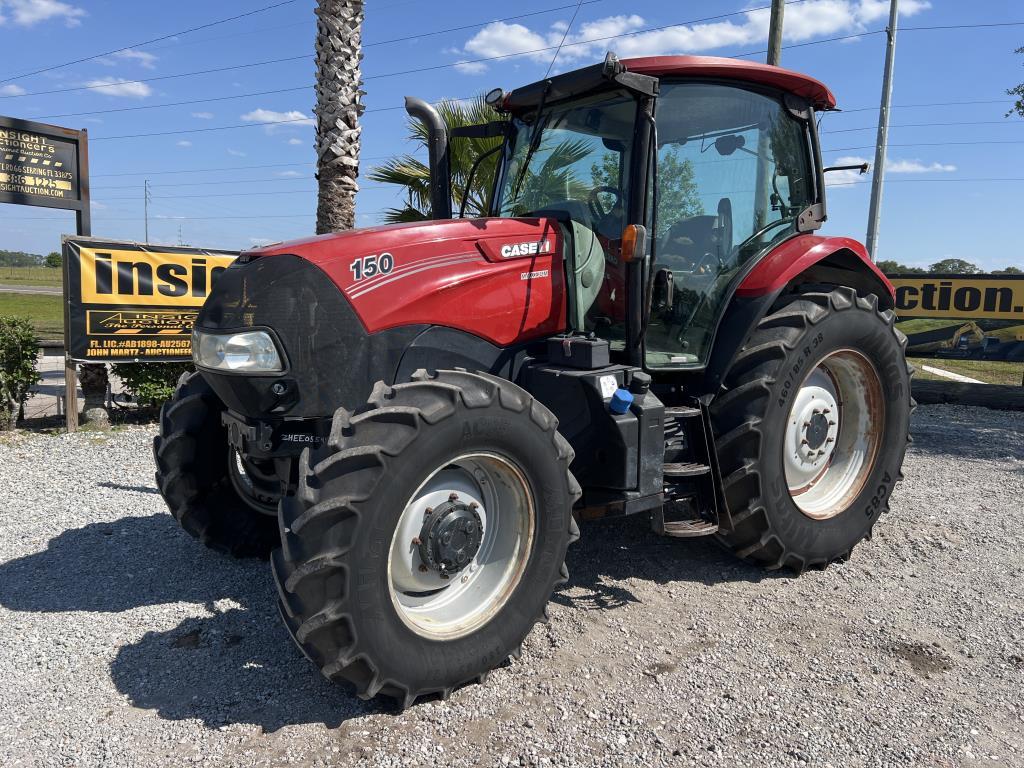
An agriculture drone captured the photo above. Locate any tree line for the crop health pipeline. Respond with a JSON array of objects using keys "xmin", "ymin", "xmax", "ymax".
[
  {"xmin": 875, "ymin": 258, "xmax": 1022, "ymax": 276},
  {"xmin": 0, "ymin": 249, "xmax": 62, "ymax": 268}
]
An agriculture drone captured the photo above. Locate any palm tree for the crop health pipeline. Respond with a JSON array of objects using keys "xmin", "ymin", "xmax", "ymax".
[
  {"xmin": 368, "ymin": 95, "xmax": 503, "ymax": 222},
  {"xmin": 314, "ymin": 0, "xmax": 364, "ymax": 233}
]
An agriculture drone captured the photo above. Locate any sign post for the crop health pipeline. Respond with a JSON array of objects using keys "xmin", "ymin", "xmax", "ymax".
[{"xmin": 0, "ymin": 115, "xmax": 90, "ymax": 430}]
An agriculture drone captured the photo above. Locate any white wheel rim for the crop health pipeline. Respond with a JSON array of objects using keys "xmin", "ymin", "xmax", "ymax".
[
  {"xmin": 784, "ymin": 349, "xmax": 884, "ymax": 520},
  {"xmin": 387, "ymin": 453, "xmax": 535, "ymax": 640}
]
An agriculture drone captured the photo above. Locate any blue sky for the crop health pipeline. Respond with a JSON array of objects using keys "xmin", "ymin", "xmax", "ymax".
[{"xmin": 0, "ymin": 0, "xmax": 1020, "ymax": 269}]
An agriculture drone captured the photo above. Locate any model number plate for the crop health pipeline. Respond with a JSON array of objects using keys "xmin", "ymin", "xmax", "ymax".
[{"xmin": 350, "ymin": 252, "xmax": 395, "ymax": 281}]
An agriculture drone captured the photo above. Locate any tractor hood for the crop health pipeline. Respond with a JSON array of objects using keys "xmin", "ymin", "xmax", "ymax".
[
  {"xmin": 247, "ymin": 217, "xmax": 566, "ymax": 345},
  {"xmin": 194, "ymin": 217, "xmax": 568, "ymax": 419}
]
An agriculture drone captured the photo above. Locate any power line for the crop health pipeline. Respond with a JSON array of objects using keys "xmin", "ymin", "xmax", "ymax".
[
  {"xmin": 825, "ymin": 119, "xmax": 1024, "ymax": 134},
  {"xmin": 35, "ymin": 86, "xmax": 312, "ymax": 120},
  {"xmin": 94, "ymin": 176, "xmax": 315, "ymax": 191},
  {"xmin": 546, "ymin": 0, "xmax": 586, "ymax": 78},
  {"xmin": 93, "ymin": 162, "xmax": 315, "ymax": 178},
  {"xmin": 836, "ymin": 98, "xmax": 1012, "ymax": 114},
  {"xmin": 90, "ymin": 116, "xmax": 315, "ymax": 141},
  {"xmin": 0, "ymin": 54, "xmax": 310, "ymax": 99},
  {"xmin": 829, "ymin": 177, "xmax": 1024, "ymax": 187},
  {"xmin": 0, "ymin": 0, "xmax": 302, "ymax": 86},
  {"xmin": 1, "ymin": 1, "xmax": 809, "ymax": 101},
  {"xmin": 823, "ymin": 139, "xmax": 1024, "ymax": 152},
  {"xmin": 3, "ymin": 10, "xmax": 1018, "ymax": 105}
]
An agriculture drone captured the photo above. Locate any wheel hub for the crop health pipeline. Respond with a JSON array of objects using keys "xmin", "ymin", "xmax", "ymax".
[
  {"xmin": 417, "ymin": 495, "xmax": 483, "ymax": 577},
  {"xmin": 783, "ymin": 350, "xmax": 885, "ymax": 521}
]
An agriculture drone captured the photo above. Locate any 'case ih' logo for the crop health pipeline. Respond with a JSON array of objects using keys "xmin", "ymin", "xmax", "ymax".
[{"xmin": 500, "ymin": 239, "xmax": 551, "ymax": 258}]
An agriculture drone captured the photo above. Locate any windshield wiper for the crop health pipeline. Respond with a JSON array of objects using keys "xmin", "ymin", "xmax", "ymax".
[{"xmin": 507, "ymin": 83, "xmax": 552, "ymax": 210}]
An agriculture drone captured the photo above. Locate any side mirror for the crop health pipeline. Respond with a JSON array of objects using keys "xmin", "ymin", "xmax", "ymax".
[{"xmin": 714, "ymin": 134, "xmax": 745, "ymax": 156}]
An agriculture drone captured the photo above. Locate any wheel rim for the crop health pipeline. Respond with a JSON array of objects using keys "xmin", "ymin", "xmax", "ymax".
[
  {"xmin": 387, "ymin": 453, "xmax": 535, "ymax": 640},
  {"xmin": 226, "ymin": 447, "xmax": 280, "ymax": 515},
  {"xmin": 783, "ymin": 349, "xmax": 885, "ymax": 520}
]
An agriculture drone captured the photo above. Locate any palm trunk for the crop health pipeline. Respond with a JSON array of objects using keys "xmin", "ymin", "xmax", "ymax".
[{"xmin": 315, "ymin": 0, "xmax": 364, "ymax": 234}]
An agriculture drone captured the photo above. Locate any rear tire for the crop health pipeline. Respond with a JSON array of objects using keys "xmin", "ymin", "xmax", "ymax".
[
  {"xmin": 710, "ymin": 287, "xmax": 911, "ymax": 572},
  {"xmin": 154, "ymin": 371, "xmax": 280, "ymax": 558},
  {"xmin": 271, "ymin": 369, "xmax": 581, "ymax": 707}
]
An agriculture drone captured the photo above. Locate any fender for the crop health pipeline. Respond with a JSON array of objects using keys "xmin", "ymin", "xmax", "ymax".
[
  {"xmin": 703, "ymin": 235, "xmax": 895, "ymax": 393},
  {"xmin": 735, "ymin": 235, "xmax": 894, "ymax": 304}
]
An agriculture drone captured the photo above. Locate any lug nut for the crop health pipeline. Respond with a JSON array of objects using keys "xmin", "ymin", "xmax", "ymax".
[
  {"xmin": 412, "ymin": 536, "xmax": 421, "ymax": 546},
  {"xmin": 449, "ymin": 492, "xmax": 459, "ymax": 502},
  {"xmin": 418, "ymin": 564, "xmax": 428, "ymax": 572},
  {"xmin": 469, "ymin": 501, "xmax": 479, "ymax": 509}
]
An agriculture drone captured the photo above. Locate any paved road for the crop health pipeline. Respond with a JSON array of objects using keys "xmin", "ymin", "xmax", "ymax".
[{"xmin": 0, "ymin": 283, "xmax": 61, "ymax": 295}]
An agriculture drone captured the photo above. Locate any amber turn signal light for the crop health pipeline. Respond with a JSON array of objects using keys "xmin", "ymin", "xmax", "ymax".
[{"xmin": 620, "ymin": 224, "xmax": 648, "ymax": 263}]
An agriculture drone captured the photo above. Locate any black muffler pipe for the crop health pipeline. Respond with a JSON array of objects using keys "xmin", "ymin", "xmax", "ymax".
[{"xmin": 404, "ymin": 96, "xmax": 452, "ymax": 220}]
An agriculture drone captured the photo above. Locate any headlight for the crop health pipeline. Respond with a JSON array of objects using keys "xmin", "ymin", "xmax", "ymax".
[{"xmin": 193, "ymin": 329, "xmax": 283, "ymax": 373}]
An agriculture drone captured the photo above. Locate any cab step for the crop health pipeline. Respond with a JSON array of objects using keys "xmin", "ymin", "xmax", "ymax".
[
  {"xmin": 651, "ymin": 504, "xmax": 719, "ymax": 538},
  {"xmin": 663, "ymin": 461, "xmax": 711, "ymax": 478}
]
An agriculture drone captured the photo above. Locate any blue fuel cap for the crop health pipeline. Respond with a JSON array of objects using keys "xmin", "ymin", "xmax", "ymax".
[{"xmin": 609, "ymin": 388, "xmax": 634, "ymax": 415}]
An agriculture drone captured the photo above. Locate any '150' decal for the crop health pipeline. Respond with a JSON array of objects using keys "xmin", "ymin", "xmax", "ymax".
[{"xmin": 350, "ymin": 252, "xmax": 395, "ymax": 281}]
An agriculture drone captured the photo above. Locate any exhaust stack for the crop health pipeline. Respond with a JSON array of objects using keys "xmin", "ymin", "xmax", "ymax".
[{"xmin": 404, "ymin": 97, "xmax": 452, "ymax": 220}]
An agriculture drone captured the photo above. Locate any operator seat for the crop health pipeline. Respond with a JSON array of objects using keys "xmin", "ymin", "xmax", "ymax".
[{"xmin": 660, "ymin": 215, "xmax": 718, "ymax": 271}]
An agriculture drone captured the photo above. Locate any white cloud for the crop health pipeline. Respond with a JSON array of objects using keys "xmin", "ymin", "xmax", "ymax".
[
  {"xmin": 176, "ymin": 140, "xmax": 192, "ymax": 148},
  {"xmin": 886, "ymin": 159, "xmax": 956, "ymax": 173},
  {"xmin": 84, "ymin": 77, "xmax": 151, "ymax": 98},
  {"xmin": 227, "ymin": 148, "xmax": 247, "ymax": 157},
  {"xmin": 455, "ymin": 1, "xmax": 930, "ymax": 72},
  {"xmin": 0, "ymin": 84, "xmax": 26, "ymax": 96},
  {"xmin": 454, "ymin": 59, "xmax": 489, "ymax": 75},
  {"xmin": 191, "ymin": 111, "xmax": 214, "ymax": 119},
  {"xmin": 100, "ymin": 49, "xmax": 157, "ymax": 69},
  {"xmin": 276, "ymin": 170, "xmax": 302, "ymax": 177},
  {"xmin": 240, "ymin": 108, "xmax": 314, "ymax": 132},
  {"xmin": 0, "ymin": 0, "xmax": 86, "ymax": 27},
  {"xmin": 287, "ymin": 138, "xmax": 303, "ymax": 146}
]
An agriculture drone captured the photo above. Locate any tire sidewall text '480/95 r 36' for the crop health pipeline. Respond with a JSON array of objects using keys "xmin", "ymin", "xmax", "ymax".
[
  {"xmin": 153, "ymin": 371, "xmax": 281, "ymax": 559},
  {"xmin": 271, "ymin": 369, "xmax": 581, "ymax": 708},
  {"xmin": 710, "ymin": 287, "xmax": 912, "ymax": 572}
]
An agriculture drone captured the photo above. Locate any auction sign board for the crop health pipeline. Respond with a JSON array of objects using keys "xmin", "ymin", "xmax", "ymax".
[
  {"xmin": 0, "ymin": 115, "xmax": 90, "ymax": 233},
  {"xmin": 63, "ymin": 237, "xmax": 238, "ymax": 362},
  {"xmin": 891, "ymin": 274, "xmax": 1024, "ymax": 321}
]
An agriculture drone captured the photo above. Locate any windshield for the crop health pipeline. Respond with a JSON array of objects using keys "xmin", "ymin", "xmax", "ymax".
[{"xmin": 495, "ymin": 90, "xmax": 637, "ymax": 236}]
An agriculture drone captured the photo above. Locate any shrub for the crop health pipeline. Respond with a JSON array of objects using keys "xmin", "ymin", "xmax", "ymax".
[
  {"xmin": 0, "ymin": 315, "xmax": 41, "ymax": 430},
  {"xmin": 112, "ymin": 362, "xmax": 193, "ymax": 409}
]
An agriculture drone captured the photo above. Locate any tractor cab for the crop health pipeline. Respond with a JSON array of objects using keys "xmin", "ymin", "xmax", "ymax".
[{"xmin": 448, "ymin": 53, "xmax": 833, "ymax": 371}]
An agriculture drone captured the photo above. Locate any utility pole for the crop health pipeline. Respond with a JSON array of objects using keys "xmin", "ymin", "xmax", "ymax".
[
  {"xmin": 144, "ymin": 179, "xmax": 151, "ymax": 243},
  {"xmin": 767, "ymin": 0, "xmax": 785, "ymax": 66},
  {"xmin": 865, "ymin": 0, "xmax": 899, "ymax": 260}
]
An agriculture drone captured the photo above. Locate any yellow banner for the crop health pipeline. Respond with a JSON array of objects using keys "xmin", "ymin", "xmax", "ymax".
[
  {"xmin": 78, "ymin": 246, "xmax": 237, "ymax": 307},
  {"xmin": 892, "ymin": 275, "xmax": 1024, "ymax": 321}
]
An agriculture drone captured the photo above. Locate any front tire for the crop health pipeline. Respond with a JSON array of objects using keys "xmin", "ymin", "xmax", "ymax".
[
  {"xmin": 153, "ymin": 371, "xmax": 280, "ymax": 558},
  {"xmin": 710, "ymin": 287, "xmax": 911, "ymax": 571},
  {"xmin": 271, "ymin": 370, "xmax": 581, "ymax": 707}
]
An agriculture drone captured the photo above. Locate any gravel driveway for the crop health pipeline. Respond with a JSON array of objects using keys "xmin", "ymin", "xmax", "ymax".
[{"xmin": 1, "ymin": 404, "xmax": 1021, "ymax": 768}]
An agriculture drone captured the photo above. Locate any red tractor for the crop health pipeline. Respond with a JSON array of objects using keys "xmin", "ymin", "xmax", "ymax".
[{"xmin": 155, "ymin": 54, "xmax": 911, "ymax": 707}]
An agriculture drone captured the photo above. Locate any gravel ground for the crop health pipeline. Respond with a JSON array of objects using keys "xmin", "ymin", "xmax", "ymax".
[{"xmin": 0, "ymin": 404, "xmax": 1021, "ymax": 768}]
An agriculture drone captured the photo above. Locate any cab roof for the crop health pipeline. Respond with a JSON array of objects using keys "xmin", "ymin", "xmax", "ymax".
[
  {"xmin": 503, "ymin": 54, "xmax": 836, "ymax": 113},
  {"xmin": 623, "ymin": 55, "xmax": 836, "ymax": 110}
]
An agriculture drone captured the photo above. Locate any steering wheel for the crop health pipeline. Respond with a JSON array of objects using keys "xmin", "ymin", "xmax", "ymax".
[{"xmin": 588, "ymin": 185, "xmax": 623, "ymax": 221}]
